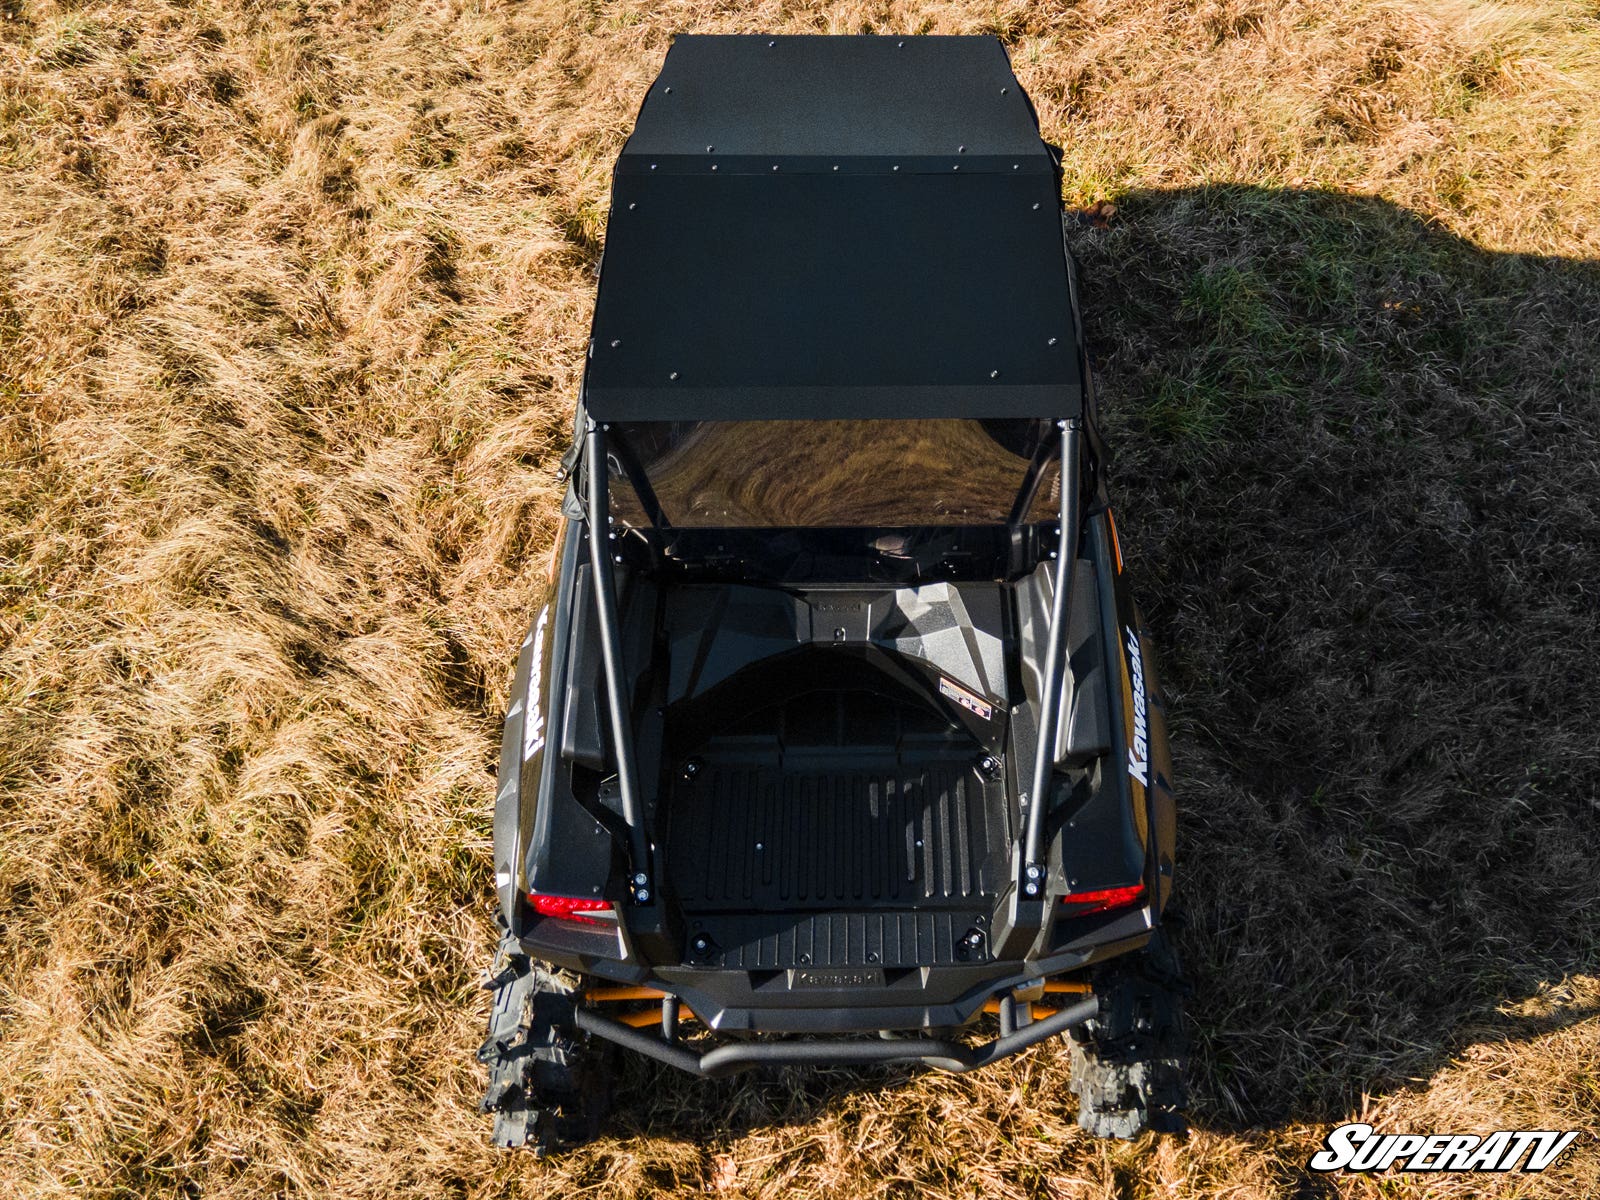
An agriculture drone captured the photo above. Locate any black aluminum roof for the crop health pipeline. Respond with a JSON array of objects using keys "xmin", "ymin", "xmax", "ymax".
[{"xmin": 584, "ymin": 35, "xmax": 1081, "ymax": 422}]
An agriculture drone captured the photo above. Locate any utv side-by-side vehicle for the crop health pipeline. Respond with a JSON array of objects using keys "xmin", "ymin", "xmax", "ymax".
[{"xmin": 478, "ymin": 34, "xmax": 1185, "ymax": 1152}]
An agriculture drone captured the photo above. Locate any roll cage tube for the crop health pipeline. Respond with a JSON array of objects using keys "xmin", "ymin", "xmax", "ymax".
[
  {"xmin": 1021, "ymin": 418, "xmax": 1083, "ymax": 896},
  {"xmin": 585, "ymin": 416, "xmax": 1078, "ymax": 911},
  {"xmin": 585, "ymin": 420, "xmax": 654, "ymax": 905}
]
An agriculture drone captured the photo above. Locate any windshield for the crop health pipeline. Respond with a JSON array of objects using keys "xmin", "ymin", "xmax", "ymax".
[{"xmin": 607, "ymin": 419, "xmax": 1059, "ymax": 530}]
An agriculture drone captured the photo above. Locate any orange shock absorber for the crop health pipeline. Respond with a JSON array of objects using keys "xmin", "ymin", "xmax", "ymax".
[
  {"xmin": 585, "ymin": 985, "xmax": 666, "ymax": 1003},
  {"xmin": 1043, "ymin": 979, "xmax": 1093, "ymax": 995}
]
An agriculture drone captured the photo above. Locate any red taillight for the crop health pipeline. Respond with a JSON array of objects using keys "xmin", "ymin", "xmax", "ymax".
[
  {"xmin": 528, "ymin": 892, "xmax": 614, "ymax": 922},
  {"xmin": 1060, "ymin": 882, "xmax": 1146, "ymax": 916}
]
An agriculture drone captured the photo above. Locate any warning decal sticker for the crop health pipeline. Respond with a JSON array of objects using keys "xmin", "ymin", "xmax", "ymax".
[{"xmin": 939, "ymin": 676, "xmax": 993, "ymax": 721}]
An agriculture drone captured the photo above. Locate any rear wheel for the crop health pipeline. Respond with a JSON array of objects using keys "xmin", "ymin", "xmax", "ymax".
[
  {"xmin": 1067, "ymin": 927, "xmax": 1188, "ymax": 1138},
  {"xmin": 477, "ymin": 931, "xmax": 612, "ymax": 1154}
]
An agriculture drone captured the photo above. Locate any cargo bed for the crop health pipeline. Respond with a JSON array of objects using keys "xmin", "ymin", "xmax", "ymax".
[{"xmin": 661, "ymin": 689, "xmax": 1009, "ymax": 968}]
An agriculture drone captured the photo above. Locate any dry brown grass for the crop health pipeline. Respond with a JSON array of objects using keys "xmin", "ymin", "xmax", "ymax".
[{"xmin": 2, "ymin": 0, "xmax": 1597, "ymax": 1196}]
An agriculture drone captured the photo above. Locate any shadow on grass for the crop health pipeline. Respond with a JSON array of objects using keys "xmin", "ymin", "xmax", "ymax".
[
  {"xmin": 1078, "ymin": 186, "xmax": 1600, "ymax": 1131},
  {"xmin": 596, "ymin": 186, "xmax": 1600, "ymax": 1144}
]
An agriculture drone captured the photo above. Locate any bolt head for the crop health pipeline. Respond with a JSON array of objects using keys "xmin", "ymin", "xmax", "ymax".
[
  {"xmin": 635, "ymin": 888, "xmax": 650, "ymax": 903},
  {"xmin": 1026, "ymin": 864, "xmax": 1043, "ymax": 880},
  {"xmin": 1025, "ymin": 883, "xmax": 1038, "ymax": 896}
]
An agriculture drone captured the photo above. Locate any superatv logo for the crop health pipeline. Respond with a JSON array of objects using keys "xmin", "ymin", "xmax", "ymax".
[
  {"xmin": 1124, "ymin": 626, "xmax": 1148, "ymax": 785},
  {"xmin": 521, "ymin": 606, "xmax": 549, "ymax": 762},
  {"xmin": 1310, "ymin": 1123, "xmax": 1581, "ymax": 1174}
]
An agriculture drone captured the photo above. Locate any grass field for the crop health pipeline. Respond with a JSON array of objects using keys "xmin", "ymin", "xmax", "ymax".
[{"xmin": 3, "ymin": 0, "xmax": 1598, "ymax": 1196}]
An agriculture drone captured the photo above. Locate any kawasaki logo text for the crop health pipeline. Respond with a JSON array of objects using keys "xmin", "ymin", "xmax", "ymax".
[{"xmin": 1125, "ymin": 626, "xmax": 1148, "ymax": 784}]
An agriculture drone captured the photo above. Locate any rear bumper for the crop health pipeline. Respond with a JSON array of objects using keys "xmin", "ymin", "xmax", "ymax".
[{"xmin": 574, "ymin": 993, "xmax": 1101, "ymax": 1078}]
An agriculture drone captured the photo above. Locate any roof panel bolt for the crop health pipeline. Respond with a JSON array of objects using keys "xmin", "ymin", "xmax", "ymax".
[
  {"xmin": 711, "ymin": 164, "xmax": 718, "ymax": 171},
  {"xmin": 705, "ymin": 144, "xmax": 714, "ymax": 153},
  {"xmin": 892, "ymin": 164, "xmax": 900, "ymax": 172},
  {"xmin": 1012, "ymin": 163, "xmax": 1019, "ymax": 170},
  {"xmin": 958, "ymin": 144, "xmax": 966, "ymax": 153},
  {"xmin": 952, "ymin": 164, "xmax": 960, "ymax": 171},
  {"xmin": 669, "ymin": 371, "xmax": 679, "ymax": 380},
  {"xmin": 768, "ymin": 39, "xmax": 776, "ymax": 47},
  {"xmin": 632, "ymin": 873, "xmax": 648, "ymax": 887},
  {"xmin": 1032, "ymin": 202, "xmax": 1040, "ymax": 210},
  {"xmin": 610, "ymin": 338, "xmax": 620, "ymax": 347},
  {"xmin": 1048, "ymin": 336, "xmax": 1058, "ymax": 346},
  {"xmin": 897, "ymin": 40, "xmax": 905, "ymax": 48},
  {"xmin": 1001, "ymin": 86, "xmax": 1009, "ymax": 94},
  {"xmin": 1026, "ymin": 865, "xmax": 1043, "ymax": 880},
  {"xmin": 771, "ymin": 164, "xmax": 779, "ymax": 171},
  {"xmin": 650, "ymin": 162, "xmax": 657, "ymax": 170},
  {"xmin": 755, "ymin": 842, "xmax": 764, "ymax": 851},
  {"xmin": 989, "ymin": 369, "xmax": 999, "ymax": 378},
  {"xmin": 635, "ymin": 888, "xmax": 650, "ymax": 902},
  {"xmin": 663, "ymin": 86, "xmax": 672, "ymax": 94},
  {"xmin": 1025, "ymin": 882, "xmax": 1039, "ymax": 896},
  {"xmin": 628, "ymin": 202, "xmax": 636, "ymax": 210},
  {"xmin": 832, "ymin": 164, "xmax": 839, "ymax": 171}
]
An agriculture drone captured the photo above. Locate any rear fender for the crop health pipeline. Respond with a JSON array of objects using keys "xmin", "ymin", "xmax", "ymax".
[
  {"xmin": 1097, "ymin": 511, "xmax": 1176, "ymax": 913},
  {"xmin": 494, "ymin": 518, "xmax": 617, "ymax": 936}
]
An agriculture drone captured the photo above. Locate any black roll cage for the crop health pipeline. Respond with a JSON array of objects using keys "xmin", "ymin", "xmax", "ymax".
[{"xmin": 579, "ymin": 412, "xmax": 1085, "ymax": 935}]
